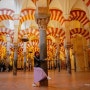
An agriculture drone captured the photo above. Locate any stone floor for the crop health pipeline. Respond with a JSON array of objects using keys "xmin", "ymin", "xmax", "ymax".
[{"xmin": 0, "ymin": 70, "xmax": 90, "ymax": 90}]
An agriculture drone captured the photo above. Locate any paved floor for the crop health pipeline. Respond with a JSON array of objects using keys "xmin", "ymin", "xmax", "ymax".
[{"xmin": 0, "ymin": 70, "xmax": 90, "ymax": 90}]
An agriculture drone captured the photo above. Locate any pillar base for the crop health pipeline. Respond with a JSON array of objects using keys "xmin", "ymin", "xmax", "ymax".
[
  {"xmin": 13, "ymin": 66, "xmax": 17, "ymax": 75},
  {"xmin": 40, "ymin": 60, "xmax": 48, "ymax": 86},
  {"xmin": 23, "ymin": 62, "xmax": 26, "ymax": 72},
  {"xmin": 13, "ymin": 70, "xmax": 17, "ymax": 75}
]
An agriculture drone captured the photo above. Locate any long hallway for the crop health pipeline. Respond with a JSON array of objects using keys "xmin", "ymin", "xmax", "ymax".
[{"xmin": 0, "ymin": 70, "xmax": 90, "ymax": 90}]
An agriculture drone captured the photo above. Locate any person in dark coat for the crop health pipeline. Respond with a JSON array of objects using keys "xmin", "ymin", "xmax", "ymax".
[{"xmin": 32, "ymin": 51, "xmax": 51, "ymax": 87}]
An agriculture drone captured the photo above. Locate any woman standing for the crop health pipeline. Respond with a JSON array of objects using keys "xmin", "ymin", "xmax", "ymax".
[{"xmin": 32, "ymin": 51, "xmax": 51, "ymax": 87}]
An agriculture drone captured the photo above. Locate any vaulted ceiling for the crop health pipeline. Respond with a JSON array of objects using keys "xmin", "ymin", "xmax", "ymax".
[{"xmin": 0, "ymin": 0, "xmax": 90, "ymax": 59}]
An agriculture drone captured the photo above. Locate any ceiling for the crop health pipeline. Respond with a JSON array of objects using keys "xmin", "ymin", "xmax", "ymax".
[{"xmin": 0, "ymin": 0, "xmax": 90, "ymax": 58}]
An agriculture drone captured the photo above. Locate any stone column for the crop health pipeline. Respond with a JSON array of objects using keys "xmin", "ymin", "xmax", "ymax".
[
  {"xmin": 36, "ymin": 15, "xmax": 49, "ymax": 86},
  {"xmin": 6, "ymin": 35, "xmax": 11, "ymax": 71},
  {"xmin": 72, "ymin": 50, "xmax": 76, "ymax": 72},
  {"xmin": 55, "ymin": 35, "xmax": 60, "ymax": 72},
  {"xmin": 83, "ymin": 48, "xmax": 89, "ymax": 71},
  {"xmin": 13, "ymin": 25, "xmax": 18, "ymax": 75},
  {"xmin": 23, "ymin": 42, "xmax": 27, "ymax": 72},
  {"xmin": 22, "ymin": 35, "xmax": 29, "ymax": 72},
  {"xmin": 37, "ymin": 17, "xmax": 48, "ymax": 60},
  {"xmin": 13, "ymin": 14, "xmax": 20, "ymax": 75},
  {"xmin": 39, "ymin": 29, "xmax": 47, "ymax": 59},
  {"xmin": 64, "ymin": 21, "xmax": 71, "ymax": 74},
  {"xmin": 65, "ymin": 44, "xmax": 71, "ymax": 74}
]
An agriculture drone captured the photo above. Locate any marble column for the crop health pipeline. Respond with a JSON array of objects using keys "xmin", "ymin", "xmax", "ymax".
[
  {"xmin": 13, "ymin": 25, "xmax": 18, "ymax": 75},
  {"xmin": 6, "ymin": 35, "xmax": 11, "ymax": 71},
  {"xmin": 37, "ymin": 16, "xmax": 49, "ymax": 60},
  {"xmin": 55, "ymin": 35, "xmax": 60, "ymax": 72},
  {"xmin": 22, "ymin": 35, "xmax": 29, "ymax": 72},
  {"xmin": 23, "ymin": 42, "xmax": 27, "ymax": 71},
  {"xmin": 83, "ymin": 48, "xmax": 89, "ymax": 71},
  {"xmin": 23, "ymin": 42, "xmax": 26, "ymax": 72},
  {"xmin": 65, "ymin": 44, "xmax": 71, "ymax": 74},
  {"xmin": 64, "ymin": 21, "xmax": 71, "ymax": 74},
  {"xmin": 36, "ymin": 15, "xmax": 49, "ymax": 86},
  {"xmin": 72, "ymin": 50, "xmax": 76, "ymax": 72},
  {"xmin": 40, "ymin": 29, "xmax": 47, "ymax": 59}
]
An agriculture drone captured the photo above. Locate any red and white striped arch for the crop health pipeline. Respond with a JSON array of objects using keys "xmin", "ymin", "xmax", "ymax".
[
  {"xmin": 27, "ymin": 39, "xmax": 39, "ymax": 47},
  {"xmin": 47, "ymin": 38, "xmax": 52, "ymax": 46},
  {"xmin": 69, "ymin": 10, "xmax": 89, "ymax": 26},
  {"xmin": 47, "ymin": 28, "xmax": 65, "ymax": 39},
  {"xmin": 20, "ymin": 9, "xmax": 35, "ymax": 25},
  {"xmin": 18, "ymin": 39, "xmax": 39, "ymax": 52},
  {"xmin": 47, "ymin": 38, "xmax": 64, "ymax": 52},
  {"xmin": 47, "ymin": 41, "xmax": 56, "ymax": 52},
  {"xmin": 18, "ymin": 39, "xmax": 39, "ymax": 49},
  {"xmin": 0, "ymin": 41, "xmax": 6, "ymax": 47},
  {"xmin": 0, "ymin": 41, "xmax": 14, "ymax": 52},
  {"xmin": 70, "ymin": 28, "xmax": 90, "ymax": 40},
  {"xmin": 0, "ymin": 9, "xmax": 14, "ymax": 22},
  {"xmin": 18, "ymin": 47, "xmax": 23, "ymax": 54},
  {"xmin": 18, "ymin": 28, "xmax": 39, "ymax": 39},
  {"xmin": 82, "ymin": 0, "xmax": 90, "ymax": 6},
  {"xmin": 10, "ymin": 47, "xmax": 24, "ymax": 54},
  {"xmin": 49, "ymin": 9, "xmax": 65, "ymax": 25},
  {"xmin": 0, "ymin": 28, "xmax": 14, "ymax": 40}
]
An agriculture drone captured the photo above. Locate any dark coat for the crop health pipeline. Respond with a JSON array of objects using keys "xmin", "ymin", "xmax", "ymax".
[{"xmin": 34, "ymin": 56, "xmax": 41, "ymax": 67}]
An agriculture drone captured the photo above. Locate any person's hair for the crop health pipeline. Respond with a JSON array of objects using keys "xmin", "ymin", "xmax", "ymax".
[{"xmin": 34, "ymin": 51, "xmax": 39, "ymax": 56}]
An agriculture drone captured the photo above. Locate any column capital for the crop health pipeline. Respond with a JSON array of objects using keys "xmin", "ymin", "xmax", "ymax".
[
  {"xmin": 35, "ymin": 14, "xmax": 50, "ymax": 30},
  {"xmin": 64, "ymin": 42, "xmax": 73, "ymax": 49}
]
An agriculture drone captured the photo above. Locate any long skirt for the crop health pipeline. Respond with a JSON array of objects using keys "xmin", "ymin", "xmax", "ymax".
[{"xmin": 34, "ymin": 67, "xmax": 47, "ymax": 83}]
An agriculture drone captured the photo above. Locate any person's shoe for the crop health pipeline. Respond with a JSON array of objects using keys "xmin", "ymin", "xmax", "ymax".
[
  {"xmin": 47, "ymin": 76, "xmax": 51, "ymax": 80},
  {"xmin": 32, "ymin": 83, "xmax": 37, "ymax": 87}
]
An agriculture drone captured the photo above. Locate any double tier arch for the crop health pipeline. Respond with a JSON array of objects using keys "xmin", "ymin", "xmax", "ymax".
[
  {"xmin": 70, "ymin": 28, "xmax": 90, "ymax": 40},
  {"xmin": 69, "ymin": 10, "xmax": 89, "ymax": 26},
  {"xmin": 0, "ymin": 9, "xmax": 14, "ymax": 22}
]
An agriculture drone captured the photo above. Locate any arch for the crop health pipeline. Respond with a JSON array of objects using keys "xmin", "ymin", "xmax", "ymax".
[
  {"xmin": 47, "ymin": 28, "xmax": 65, "ymax": 39},
  {"xmin": 20, "ymin": 9, "xmax": 35, "ymax": 25},
  {"xmin": 18, "ymin": 28, "xmax": 39, "ymax": 39},
  {"xmin": 19, "ymin": 39, "xmax": 39, "ymax": 52},
  {"xmin": 47, "ymin": 35, "xmax": 56, "ymax": 43},
  {"xmin": 0, "ymin": 41, "xmax": 14, "ymax": 52},
  {"xmin": 69, "ymin": 10, "xmax": 89, "ymax": 26},
  {"xmin": 29, "ymin": 39, "xmax": 39, "ymax": 47},
  {"xmin": 47, "ymin": 36, "xmax": 65, "ymax": 54},
  {"xmin": 0, "ymin": 41, "xmax": 6, "ymax": 47},
  {"xmin": 0, "ymin": 28, "xmax": 14, "ymax": 39},
  {"xmin": 49, "ymin": 9, "xmax": 65, "ymax": 25},
  {"xmin": 0, "ymin": 9, "xmax": 14, "ymax": 22},
  {"xmin": 82, "ymin": 0, "xmax": 90, "ymax": 7},
  {"xmin": 70, "ymin": 28, "xmax": 90, "ymax": 40}
]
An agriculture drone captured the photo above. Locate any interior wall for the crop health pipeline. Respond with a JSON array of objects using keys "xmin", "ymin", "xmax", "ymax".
[{"xmin": 71, "ymin": 35, "xmax": 88, "ymax": 71}]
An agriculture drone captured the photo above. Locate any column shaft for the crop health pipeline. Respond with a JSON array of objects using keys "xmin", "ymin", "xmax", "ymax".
[
  {"xmin": 39, "ymin": 29, "xmax": 47, "ymax": 60},
  {"xmin": 23, "ymin": 42, "xmax": 27, "ymax": 72},
  {"xmin": 13, "ymin": 26, "xmax": 18, "ymax": 75},
  {"xmin": 36, "ymin": 16, "xmax": 49, "ymax": 86},
  {"xmin": 65, "ymin": 47, "xmax": 71, "ymax": 74},
  {"xmin": 6, "ymin": 35, "xmax": 11, "ymax": 71},
  {"xmin": 64, "ymin": 21, "xmax": 71, "ymax": 74}
]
